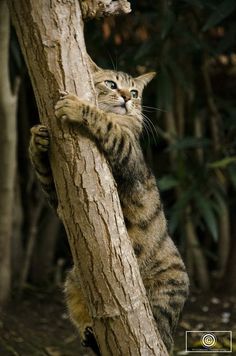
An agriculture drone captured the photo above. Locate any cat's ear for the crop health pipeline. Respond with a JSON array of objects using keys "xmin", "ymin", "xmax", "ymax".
[
  {"xmin": 87, "ymin": 55, "xmax": 102, "ymax": 73},
  {"xmin": 135, "ymin": 72, "xmax": 156, "ymax": 87}
]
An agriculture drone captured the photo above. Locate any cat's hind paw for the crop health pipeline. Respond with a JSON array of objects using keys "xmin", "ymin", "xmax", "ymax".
[{"xmin": 81, "ymin": 327, "xmax": 101, "ymax": 356}]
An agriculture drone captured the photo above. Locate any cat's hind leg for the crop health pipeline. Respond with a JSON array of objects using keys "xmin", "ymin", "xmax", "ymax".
[
  {"xmin": 142, "ymin": 237, "xmax": 189, "ymax": 353},
  {"xmin": 65, "ymin": 268, "xmax": 100, "ymax": 355}
]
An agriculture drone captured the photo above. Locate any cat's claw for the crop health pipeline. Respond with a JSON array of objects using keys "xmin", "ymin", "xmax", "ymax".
[
  {"xmin": 30, "ymin": 124, "xmax": 50, "ymax": 153},
  {"xmin": 59, "ymin": 90, "xmax": 69, "ymax": 98},
  {"xmin": 81, "ymin": 327, "xmax": 101, "ymax": 356}
]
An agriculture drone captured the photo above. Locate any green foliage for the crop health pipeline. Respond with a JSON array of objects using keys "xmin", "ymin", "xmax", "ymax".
[
  {"xmin": 158, "ymin": 175, "xmax": 179, "ymax": 191},
  {"xmin": 209, "ymin": 156, "xmax": 236, "ymax": 168}
]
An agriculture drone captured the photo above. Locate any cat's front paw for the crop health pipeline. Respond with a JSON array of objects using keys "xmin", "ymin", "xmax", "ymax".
[
  {"xmin": 54, "ymin": 93, "xmax": 89, "ymax": 124},
  {"xmin": 30, "ymin": 125, "xmax": 50, "ymax": 153},
  {"xmin": 81, "ymin": 327, "xmax": 100, "ymax": 356}
]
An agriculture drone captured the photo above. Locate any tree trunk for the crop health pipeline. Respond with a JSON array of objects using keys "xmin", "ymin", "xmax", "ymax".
[
  {"xmin": 0, "ymin": 0, "xmax": 18, "ymax": 307},
  {"xmin": 8, "ymin": 0, "xmax": 167, "ymax": 354}
]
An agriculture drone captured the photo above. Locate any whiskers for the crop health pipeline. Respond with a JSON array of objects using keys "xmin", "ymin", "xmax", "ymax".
[
  {"xmin": 141, "ymin": 105, "xmax": 168, "ymax": 146},
  {"xmin": 141, "ymin": 112, "xmax": 159, "ymax": 146},
  {"xmin": 132, "ymin": 107, "xmax": 158, "ymax": 146},
  {"xmin": 142, "ymin": 105, "xmax": 167, "ymax": 113}
]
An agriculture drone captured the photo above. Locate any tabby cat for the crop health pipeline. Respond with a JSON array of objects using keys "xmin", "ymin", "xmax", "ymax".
[{"xmin": 29, "ymin": 58, "xmax": 189, "ymax": 354}]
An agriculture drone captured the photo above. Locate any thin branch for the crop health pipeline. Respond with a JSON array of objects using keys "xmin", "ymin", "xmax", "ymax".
[{"xmin": 81, "ymin": 0, "xmax": 131, "ymax": 19}]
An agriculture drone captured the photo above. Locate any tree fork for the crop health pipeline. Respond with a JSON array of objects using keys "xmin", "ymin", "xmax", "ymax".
[{"xmin": 7, "ymin": 0, "xmax": 167, "ymax": 354}]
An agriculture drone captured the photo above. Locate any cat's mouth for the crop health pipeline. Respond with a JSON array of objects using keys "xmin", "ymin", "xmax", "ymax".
[{"xmin": 112, "ymin": 103, "xmax": 127, "ymax": 114}]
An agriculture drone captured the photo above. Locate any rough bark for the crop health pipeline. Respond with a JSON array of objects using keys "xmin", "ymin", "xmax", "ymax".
[
  {"xmin": 0, "ymin": 0, "xmax": 18, "ymax": 307},
  {"xmin": 8, "ymin": 0, "xmax": 167, "ymax": 354}
]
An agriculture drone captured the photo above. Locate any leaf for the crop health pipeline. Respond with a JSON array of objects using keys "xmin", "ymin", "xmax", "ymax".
[
  {"xmin": 195, "ymin": 194, "xmax": 218, "ymax": 241},
  {"xmin": 158, "ymin": 175, "xmax": 179, "ymax": 191},
  {"xmin": 211, "ymin": 187, "xmax": 226, "ymax": 215},
  {"xmin": 208, "ymin": 156, "xmax": 236, "ymax": 168},
  {"xmin": 203, "ymin": 0, "xmax": 236, "ymax": 31},
  {"xmin": 168, "ymin": 137, "xmax": 211, "ymax": 150}
]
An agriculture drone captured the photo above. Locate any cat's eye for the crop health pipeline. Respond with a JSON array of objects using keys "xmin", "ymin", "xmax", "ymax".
[
  {"xmin": 105, "ymin": 80, "xmax": 117, "ymax": 89},
  {"xmin": 130, "ymin": 89, "xmax": 138, "ymax": 98}
]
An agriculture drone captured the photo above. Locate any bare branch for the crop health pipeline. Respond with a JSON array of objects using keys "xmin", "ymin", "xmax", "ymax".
[{"xmin": 81, "ymin": 0, "xmax": 131, "ymax": 19}]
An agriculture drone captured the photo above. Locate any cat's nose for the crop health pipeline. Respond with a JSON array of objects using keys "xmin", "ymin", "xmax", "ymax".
[
  {"xmin": 119, "ymin": 90, "xmax": 131, "ymax": 102},
  {"xmin": 122, "ymin": 94, "xmax": 131, "ymax": 102}
]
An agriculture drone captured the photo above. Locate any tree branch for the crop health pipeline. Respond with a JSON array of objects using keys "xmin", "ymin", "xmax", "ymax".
[{"xmin": 81, "ymin": 0, "xmax": 131, "ymax": 19}]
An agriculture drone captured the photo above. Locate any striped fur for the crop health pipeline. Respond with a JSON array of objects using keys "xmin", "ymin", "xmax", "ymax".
[{"xmin": 29, "ymin": 63, "xmax": 189, "ymax": 353}]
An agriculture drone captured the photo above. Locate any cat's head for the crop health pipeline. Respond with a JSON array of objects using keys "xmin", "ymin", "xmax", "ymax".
[{"xmin": 88, "ymin": 57, "xmax": 156, "ymax": 117}]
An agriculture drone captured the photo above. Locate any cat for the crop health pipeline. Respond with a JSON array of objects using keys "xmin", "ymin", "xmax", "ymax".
[{"xmin": 29, "ymin": 58, "xmax": 189, "ymax": 354}]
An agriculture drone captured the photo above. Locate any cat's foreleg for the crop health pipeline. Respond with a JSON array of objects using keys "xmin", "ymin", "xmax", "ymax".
[
  {"xmin": 55, "ymin": 93, "xmax": 138, "ymax": 167},
  {"xmin": 29, "ymin": 125, "xmax": 58, "ymax": 208}
]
